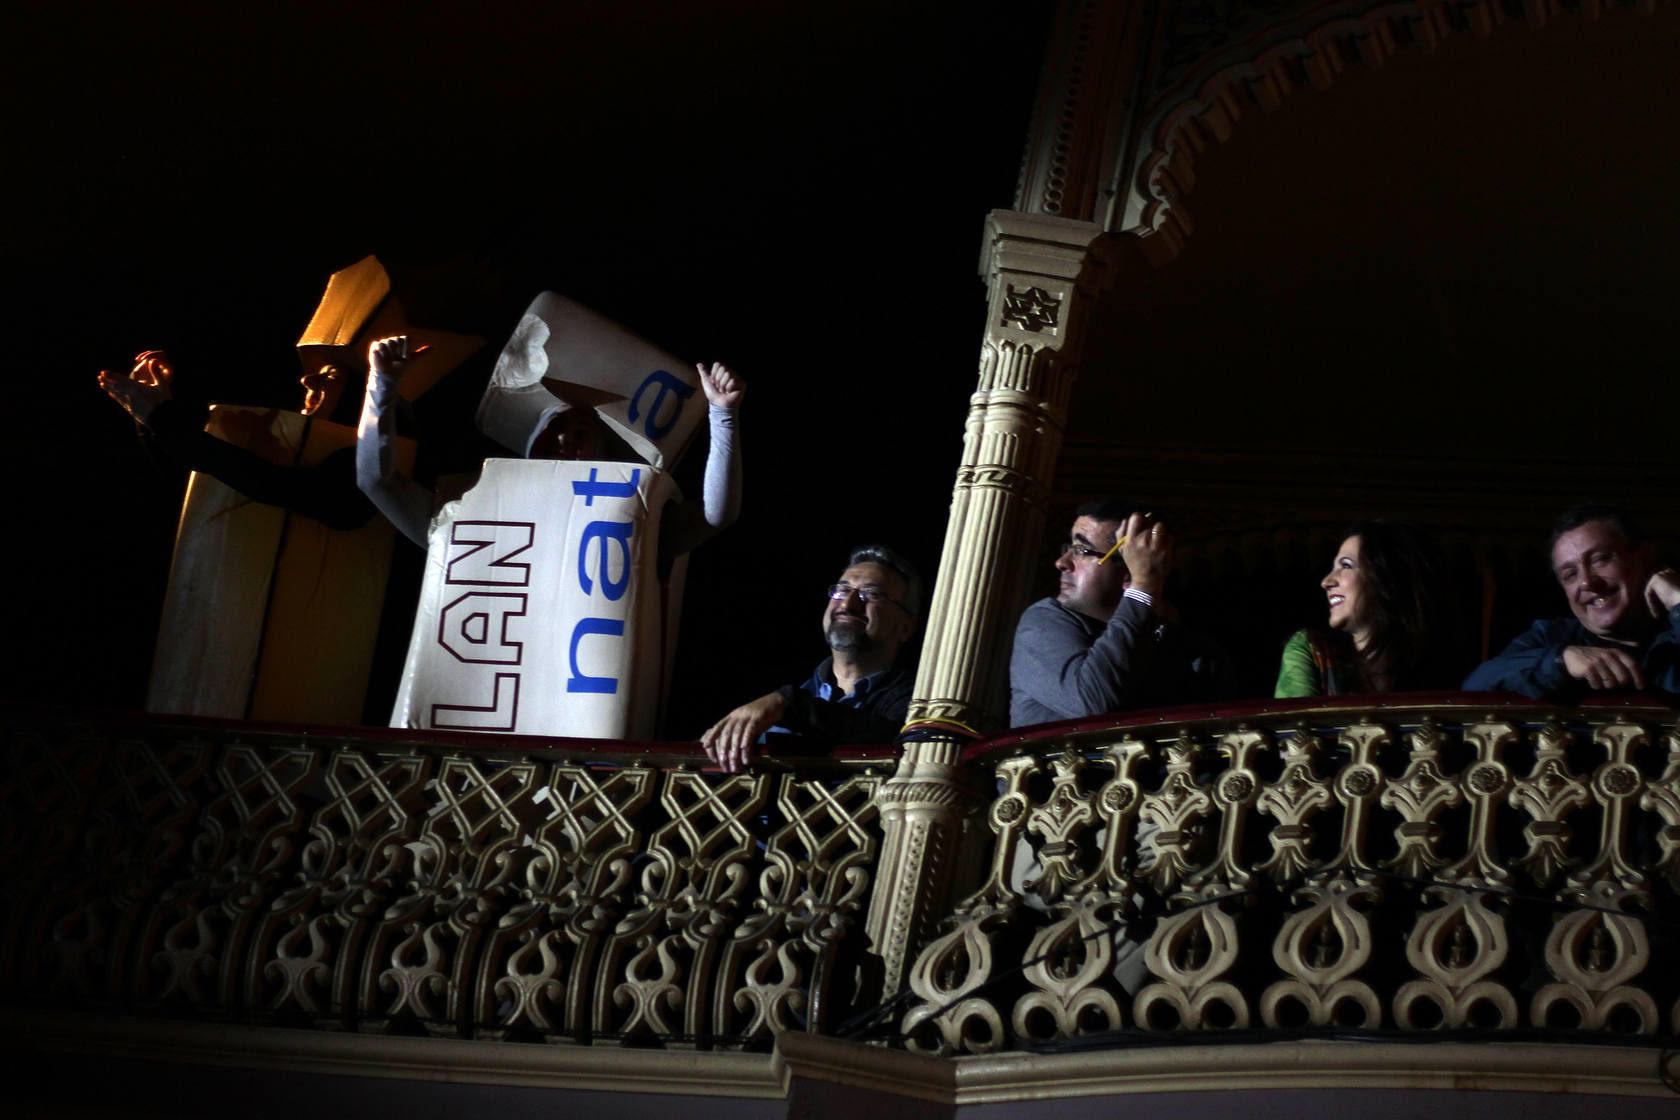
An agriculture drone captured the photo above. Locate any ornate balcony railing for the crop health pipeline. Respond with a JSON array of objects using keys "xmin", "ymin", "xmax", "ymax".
[
  {"xmin": 6, "ymin": 696, "xmax": 1680, "ymax": 1079},
  {"xmin": 899, "ymin": 696, "xmax": 1680, "ymax": 1056},
  {"xmin": 0, "ymin": 707, "xmax": 892, "ymax": 1049}
]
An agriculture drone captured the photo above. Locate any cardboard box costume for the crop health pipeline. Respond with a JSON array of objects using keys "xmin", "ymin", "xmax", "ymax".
[
  {"xmin": 145, "ymin": 408, "xmax": 413, "ymax": 723},
  {"xmin": 386, "ymin": 293, "xmax": 709, "ymax": 739},
  {"xmin": 144, "ymin": 256, "xmax": 479, "ymax": 724},
  {"xmin": 389, "ymin": 459, "xmax": 683, "ymax": 737}
]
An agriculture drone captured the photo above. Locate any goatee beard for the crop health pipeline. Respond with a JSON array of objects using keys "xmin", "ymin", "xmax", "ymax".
[{"xmin": 826, "ymin": 618, "xmax": 874, "ymax": 654}]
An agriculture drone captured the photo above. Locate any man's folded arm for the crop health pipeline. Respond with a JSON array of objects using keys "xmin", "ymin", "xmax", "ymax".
[{"xmin": 1462, "ymin": 621, "xmax": 1572, "ymax": 698}]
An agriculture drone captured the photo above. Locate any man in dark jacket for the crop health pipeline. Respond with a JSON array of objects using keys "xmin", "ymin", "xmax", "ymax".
[
  {"xmin": 702, "ymin": 544, "xmax": 920, "ymax": 772},
  {"xmin": 1465, "ymin": 505, "xmax": 1680, "ymax": 699}
]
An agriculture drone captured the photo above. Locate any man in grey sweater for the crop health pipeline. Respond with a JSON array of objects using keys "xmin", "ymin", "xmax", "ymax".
[{"xmin": 1009, "ymin": 500, "xmax": 1228, "ymax": 726}]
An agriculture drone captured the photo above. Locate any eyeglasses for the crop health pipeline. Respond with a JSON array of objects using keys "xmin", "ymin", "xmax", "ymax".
[
  {"xmin": 826, "ymin": 583, "xmax": 906, "ymax": 610},
  {"xmin": 1060, "ymin": 541, "xmax": 1107, "ymax": 562}
]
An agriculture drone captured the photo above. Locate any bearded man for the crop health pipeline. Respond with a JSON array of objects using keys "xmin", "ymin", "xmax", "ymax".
[{"xmin": 701, "ymin": 544, "xmax": 920, "ymax": 772}]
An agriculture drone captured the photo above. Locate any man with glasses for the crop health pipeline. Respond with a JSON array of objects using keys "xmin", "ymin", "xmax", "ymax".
[
  {"xmin": 1009, "ymin": 500, "xmax": 1227, "ymax": 726},
  {"xmin": 702, "ymin": 544, "xmax": 920, "ymax": 772}
]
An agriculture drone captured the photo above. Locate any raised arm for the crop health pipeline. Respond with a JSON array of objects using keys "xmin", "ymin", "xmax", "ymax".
[
  {"xmin": 99, "ymin": 350, "xmax": 374, "ymax": 529},
  {"xmin": 356, "ymin": 335, "xmax": 434, "ymax": 546},
  {"xmin": 660, "ymin": 362, "xmax": 744, "ymax": 560},
  {"xmin": 1009, "ymin": 516, "xmax": 1182, "ymax": 724},
  {"xmin": 97, "ymin": 349, "xmax": 174, "ymax": 425}
]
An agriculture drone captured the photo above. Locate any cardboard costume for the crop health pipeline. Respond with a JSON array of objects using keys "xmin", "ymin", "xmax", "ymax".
[
  {"xmin": 388, "ymin": 458, "xmax": 683, "ymax": 737},
  {"xmin": 368, "ymin": 293, "xmax": 738, "ymax": 739},
  {"xmin": 146, "ymin": 408, "xmax": 413, "ymax": 723},
  {"xmin": 144, "ymin": 257, "xmax": 479, "ymax": 724}
]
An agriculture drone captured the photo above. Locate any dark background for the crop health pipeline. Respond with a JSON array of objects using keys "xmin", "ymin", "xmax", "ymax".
[
  {"xmin": 10, "ymin": 3, "xmax": 1675, "ymax": 734},
  {"xmin": 4, "ymin": 1, "xmax": 1053, "ymax": 734}
]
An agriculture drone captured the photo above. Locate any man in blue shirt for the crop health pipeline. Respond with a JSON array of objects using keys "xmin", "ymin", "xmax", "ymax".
[
  {"xmin": 1465, "ymin": 505, "xmax": 1680, "ymax": 699},
  {"xmin": 701, "ymin": 544, "xmax": 920, "ymax": 772}
]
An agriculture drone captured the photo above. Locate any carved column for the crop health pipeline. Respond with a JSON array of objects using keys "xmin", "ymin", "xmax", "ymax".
[{"xmin": 866, "ymin": 209, "xmax": 1109, "ymax": 995}]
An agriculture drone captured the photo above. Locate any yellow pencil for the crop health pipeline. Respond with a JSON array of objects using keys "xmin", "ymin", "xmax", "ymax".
[{"xmin": 1097, "ymin": 513, "xmax": 1152, "ymax": 565}]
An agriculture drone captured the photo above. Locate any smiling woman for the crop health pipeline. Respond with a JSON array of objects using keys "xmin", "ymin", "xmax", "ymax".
[{"xmin": 1275, "ymin": 520, "xmax": 1459, "ymax": 697}]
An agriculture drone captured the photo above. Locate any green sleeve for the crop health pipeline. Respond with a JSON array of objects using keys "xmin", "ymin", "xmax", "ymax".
[{"xmin": 1274, "ymin": 629, "xmax": 1324, "ymax": 698}]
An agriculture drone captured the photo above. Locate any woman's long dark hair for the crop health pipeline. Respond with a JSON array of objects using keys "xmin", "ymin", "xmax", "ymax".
[{"xmin": 1325, "ymin": 520, "xmax": 1456, "ymax": 693}]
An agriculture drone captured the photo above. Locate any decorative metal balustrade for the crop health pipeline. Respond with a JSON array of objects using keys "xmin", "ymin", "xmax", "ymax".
[
  {"xmin": 6, "ymin": 699, "xmax": 1680, "ymax": 1067},
  {"xmin": 900, "ymin": 698, "xmax": 1680, "ymax": 1055},
  {"xmin": 0, "ymin": 709, "xmax": 890, "ymax": 1048}
]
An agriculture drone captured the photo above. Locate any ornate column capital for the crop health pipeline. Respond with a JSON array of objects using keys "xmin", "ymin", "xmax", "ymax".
[{"xmin": 982, "ymin": 211, "xmax": 1110, "ymax": 339}]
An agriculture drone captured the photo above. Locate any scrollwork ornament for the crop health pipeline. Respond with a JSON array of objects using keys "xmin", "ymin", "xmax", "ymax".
[
  {"xmin": 1022, "ymin": 750, "xmax": 1098, "ymax": 904},
  {"xmin": 1381, "ymin": 718, "xmax": 1463, "ymax": 880},
  {"xmin": 902, "ymin": 902, "xmax": 1017, "ymax": 1054},
  {"xmin": 1638, "ymin": 728, "xmax": 1680, "ymax": 891},
  {"xmin": 1532, "ymin": 880, "xmax": 1657, "ymax": 1032},
  {"xmin": 249, "ymin": 748, "xmax": 429, "ymax": 1022},
  {"xmin": 965, "ymin": 755, "xmax": 1038, "ymax": 909},
  {"xmin": 488, "ymin": 929, "xmax": 566, "ymax": 1034},
  {"xmin": 378, "ymin": 919, "xmax": 453, "ymax": 1029},
  {"xmin": 611, "ymin": 934, "xmax": 686, "ymax": 1037},
  {"xmin": 136, "ymin": 743, "xmax": 321, "ymax": 1009},
  {"xmin": 1254, "ymin": 729, "xmax": 1333, "ymax": 882},
  {"xmin": 1011, "ymin": 896, "xmax": 1127, "ymax": 1042},
  {"xmin": 15, "ymin": 702, "xmax": 1680, "ymax": 1056},
  {"xmin": 1569, "ymin": 722, "xmax": 1650, "ymax": 890},
  {"xmin": 1134, "ymin": 885, "xmax": 1249, "ymax": 1030},
  {"xmin": 1327, "ymin": 722, "xmax": 1388, "ymax": 871},
  {"xmin": 1139, "ymin": 732, "xmax": 1213, "ymax": 892},
  {"xmin": 151, "ymin": 908, "xmax": 222, "ymax": 1008},
  {"xmin": 1261, "ymin": 872, "xmax": 1381, "ymax": 1029},
  {"xmin": 1188, "ymin": 729, "xmax": 1266, "ymax": 891},
  {"xmin": 1443, "ymin": 722, "xmax": 1517, "ymax": 885},
  {"xmin": 1508, "ymin": 720, "xmax": 1590, "ymax": 886},
  {"xmin": 723, "ymin": 774, "xmax": 881, "ymax": 1039},
  {"xmin": 1076, "ymin": 739, "xmax": 1147, "ymax": 898},
  {"xmin": 263, "ymin": 914, "xmax": 334, "ymax": 1014},
  {"xmin": 731, "ymin": 937, "xmax": 810, "ymax": 1038},
  {"xmin": 1393, "ymin": 879, "xmax": 1516, "ymax": 1030}
]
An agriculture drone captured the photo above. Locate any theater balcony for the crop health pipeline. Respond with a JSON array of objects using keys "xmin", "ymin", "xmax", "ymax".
[{"xmin": 5, "ymin": 697, "xmax": 1679, "ymax": 1117}]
